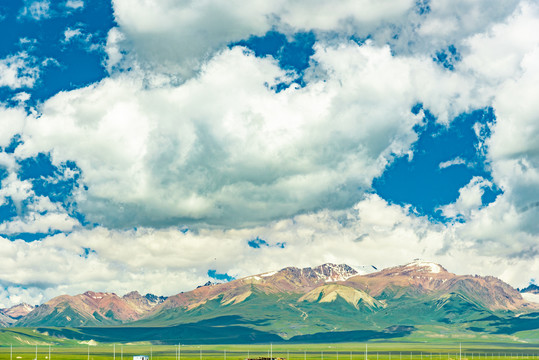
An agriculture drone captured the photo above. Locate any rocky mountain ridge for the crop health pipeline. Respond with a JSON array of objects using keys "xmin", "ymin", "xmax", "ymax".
[
  {"xmin": 16, "ymin": 290, "xmax": 167, "ymax": 327},
  {"xmin": 0, "ymin": 303, "xmax": 36, "ymax": 326},
  {"xmin": 9, "ymin": 262, "xmax": 536, "ymax": 331}
]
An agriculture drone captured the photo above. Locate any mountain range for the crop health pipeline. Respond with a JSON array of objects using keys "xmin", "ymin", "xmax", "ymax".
[
  {"xmin": 4, "ymin": 261, "xmax": 539, "ymax": 344},
  {"xmin": 0, "ymin": 303, "xmax": 35, "ymax": 327},
  {"xmin": 16, "ymin": 291, "xmax": 167, "ymax": 327}
]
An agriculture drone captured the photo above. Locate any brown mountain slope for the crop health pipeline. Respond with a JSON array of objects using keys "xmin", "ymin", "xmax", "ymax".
[
  {"xmin": 137, "ymin": 261, "xmax": 535, "ymax": 332},
  {"xmin": 40, "ymin": 291, "xmax": 141, "ymax": 321},
  {"xmin": 342, "ymin": 261, "xmax": 529, "ymax": 311},
  {"xmin": 17, "ymin": 291, "xmax": 167, "ymax": 327},
  {"xmin": 15, "ymin": 261, "xmax": 536, "ymax": 328},
  {"xmin": 154, "ymin": 263, "xmax": 358, "ymax": 312},
  {"xmin": 122, "ymin": 291, "xmax": 167, "ymax": 315},
  {"xmin": 1, "ymin": 303, "xmax": 35, "ymax": 319},
  {"xmin": 0, "ymin": 303, "xmax": 36, "ymax": 327}
]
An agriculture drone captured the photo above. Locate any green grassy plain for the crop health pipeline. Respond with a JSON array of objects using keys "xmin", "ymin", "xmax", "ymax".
[
  {"xmin": 2, "ymin": 323, "xmax": 539, "ymax": 360},
  {"xmin": 2, "ymin": 342, "xmax": 539, "ymax": 360}
]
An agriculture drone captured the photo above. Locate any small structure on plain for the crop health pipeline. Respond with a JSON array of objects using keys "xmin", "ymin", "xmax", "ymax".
[{"xmin": 133, "ymin": 356, "xmax": 149, "ymax": 360}]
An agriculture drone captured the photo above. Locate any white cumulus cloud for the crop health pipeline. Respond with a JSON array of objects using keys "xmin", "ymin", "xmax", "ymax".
[
  {"xmin": 2, "ymin": 194, "xmax": 538, "ymax": 307},
  {"xmin": 0, "ymin": 52, "xmax": 40, "ymax": 89},
  {"xmin": 439, "ymin": 157, "xmax": 466, "ymax": 169},
  {"xmin": 17, "ymin": 41, "xmax": 478, "ymax": 228},
  {"xmin": 19, "ymin": 0, "xmax": 51, "ymax": 21},
  {"xmin": 65, "ymin": 0, "xmax": 84, "ymax": 10},
  {"xmin": 1, "ymin": 0, "xmax": 539, "ymax": 308}
]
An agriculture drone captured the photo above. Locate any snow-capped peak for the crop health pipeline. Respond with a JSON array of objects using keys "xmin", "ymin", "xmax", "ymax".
[
  {"xmin": 1, "ymin": 302, "xmax": 36, "ymax": 319},
  {"xmin": 351, "ymin": 265, "xmax": 378, "ymax": 275},
  {"xmin": 19, "ymin": 303, "xmax": 35, "ymax": 312},
  {"xmin": 405, "ymin": 260, "xmax": 443, "ymax": 274},
  {"xmin": 83, "ymin": 291, "xmax": 112, "ymax": 300},
  {"xmin": 314, "ymin": 263, "xmax": 358, "ymax": 282}
]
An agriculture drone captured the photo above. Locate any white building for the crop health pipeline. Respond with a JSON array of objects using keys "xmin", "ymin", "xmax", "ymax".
[{"xmin": 133, "ymin": 356, "xmax": 149, "ymax": 360}]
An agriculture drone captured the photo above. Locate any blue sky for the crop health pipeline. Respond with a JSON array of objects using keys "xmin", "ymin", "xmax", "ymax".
[
  {"xmin": 373, "ymin": 106, "xmax": 501, "ymax": 221},
  {"xmin": 0, "ymin": 0, "xmax": 538, "ymax": 306},
  {"xmin": 0, "ymin": 0, "xmax": 113, "ymax": 105}
]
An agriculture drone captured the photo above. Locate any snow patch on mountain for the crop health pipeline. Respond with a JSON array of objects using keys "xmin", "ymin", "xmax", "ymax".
[
  {"xmin": 0, "ymin": 302, "xmax": 36, "ymax": 324},
  {"xmin": 314, "ymin": 263, "xmax": 358, "ymax": 282},
  {"xmin": 406, "ymin": 260, "xmax": 443, "ymax": 274},
  {"xmin": 261, "ymin": 271, "xmax": 278, "ymax": 277},
  {"xmin": 351, "ymin": 265, "xmax": 378, "ymax": 275}
]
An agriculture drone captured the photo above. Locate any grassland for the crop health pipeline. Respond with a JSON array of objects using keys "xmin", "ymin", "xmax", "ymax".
[
  {"xmin": 1, "ymin": 342, "xmax": 539, "ymax": 360},
  {"xmin": 2, "ymin": 323, "xmax": 539, "ymax": 360}
]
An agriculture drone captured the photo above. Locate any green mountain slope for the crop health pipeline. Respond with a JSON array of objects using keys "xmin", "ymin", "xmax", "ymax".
[{"xmin": 11, "ymin": 262, "xmax": 539, "ymax": 344}]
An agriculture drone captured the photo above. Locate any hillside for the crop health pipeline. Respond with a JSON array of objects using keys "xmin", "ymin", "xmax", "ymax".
[
  {"xmin": 9, "ymin": 261, "xmax": 539, "ymax": 343},
  {"xmin": 343, "ymin": 261, "xmax": 528, "ymax": 311},
  {"xmin": 17, "ymin": 291, "xmax": 167, "ymax": 327},
  {"xmin": 129, "ymin": 261, "xmax": 535, "ymax": 339},
  {"xmin": 0, "ymin": 303, "xmax": 35, "ymax": 326}
]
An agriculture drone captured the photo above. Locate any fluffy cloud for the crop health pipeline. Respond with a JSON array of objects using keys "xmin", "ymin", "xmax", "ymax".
[
  {"xmin": 0, "ymin": 52, "xmax": 40, "ymax": 90},
  {"xmin": 444, "ymin": 1, "xmax": 539, "ymax": 254},
  {"xmin": 0, "ymin": 207, "xmax": 79, "ymax": 235},
  {"xmin": 439, "ymin": 157, "xmax": 466, "ymax": 169},
  {"xmin": 106, "ymin": 0, "xmax": 523, "ymax": 77},
  {"xmin": 0, "ymin": 286, "xmax": 46, "ymax": 309},
  {"xmin": 0, "ymin": 106, "xmax": 26, "ymax": 147},
  {"xmin": 0, "ymin": 173, "xmax": 33, "ymax": 207},
  {"xmin": 16, "ymin": 41, "xmax": 478, "ymax": 228},
  {"xmin": 412, "ymin": 1, "xmax": 539, "ymax": 262},
  {"xmin": 18, "ymin": 0, "xmax": 51, "ymax": 21},
  {"xmin": 63, "ymin": 28, "xmax": 83, "ymax": 43},
  {"xmin": 0, "ymin": 195, "xmax": 465, "ymax": 306},
  {"xmin": 275, "ymin": 0, "xmax": 415, "ymax": 32},
  {"xmin": 417, "ymin": 0, "xmax": 520, "ymax": 43},
  {"xmin": 0, "ymin": 146, "xmax": 82, "ymax": 237},
  {"xmin": 439, "ymin": 176, "xmax": 494, "ymax": 219},
  {"xmin": 108, "ymin": 0, "xmax": 418, "ymax": 76},
  {"xmin": 489, "ymin": 46, "xmax": 539, "ymax": 208},
  {"xmin": 0, "ymin": 173, "xmax": 81, "ymax": 235},
  {"xmin": 65, "ymin": 0, "xmax": 84, "ymax": 10},
  {"xmin": 2, "ymin": 0, "xmax": 539, "ymax": 307},
  {"xmin": 461, "ymin": 1, "xmax": 539, "ymax": 82},
  {"xmin": 2, "ymin": 194, "xmax": 538, "ymax": 307}
]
